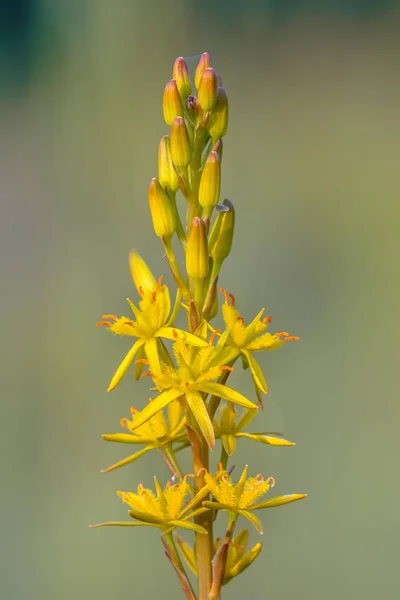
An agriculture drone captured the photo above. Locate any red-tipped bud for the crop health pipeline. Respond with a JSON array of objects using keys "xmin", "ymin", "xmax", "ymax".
[
  {"xmin": 198, "ymin": 151, "xmax": 221, "ymax": 215},
  {"xmin": 163, "ymin": 79, "xmax": 184, "ymax": 126},
  {"xmin": 208, "ymin": 87, "xmax": 229, "ymax": 141},
  {"xmin": 195, "ymin": 52, "xmax": 212, "ymax": 89},
  {"xmin": 148, "ymin": 177, "xmax": 176, "ymax": 239},
  {"xmin": 198, "ymin": 68, "xmax": 218, "ymax": 111},
  {"xmin": 171, "ymin": 116, "xmax": 191, "ymax": 169},
  {"xmin": 158, "ymin": 135, "xmax": 179, "ymax": 193},
  {"xmin": 173, "ymin": 57, "xmax": 192, "ymax": 100}
]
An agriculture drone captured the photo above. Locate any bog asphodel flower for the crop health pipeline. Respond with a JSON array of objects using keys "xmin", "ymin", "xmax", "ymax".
[
  {"xmin": 203, "ymin": 465, "xmax": 306, "ymax": 533},
  {"xmin": 101, "ymin": 399, "xmax": 186, "ymax": 473},
  {"xmin": 90, "ymin": 475, "xmax": 209, "ymax": 534},
  {"xmin": 130, "ymin": 334, "xmax": 258, "ymax": 451},
  {"xmin": 216, "ymin": 289, "xmax": 299, "ymax": 399},
  {"xmin": 97, "ymin": 251, "xmax": 208, "ymax": 391}
]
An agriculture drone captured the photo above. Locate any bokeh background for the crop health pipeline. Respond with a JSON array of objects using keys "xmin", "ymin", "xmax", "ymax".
[{"xmin": 1, "ymin": 1, "xmax": 399, "ymax": 599}]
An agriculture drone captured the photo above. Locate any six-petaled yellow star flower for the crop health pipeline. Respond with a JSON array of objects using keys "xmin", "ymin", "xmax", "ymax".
[
  {"xmin": 97, "ymin": 251, "xmax": 208, "ymax": 391},
  {"xmin": 216, "ymin": 289, "xmax": 299, "ymax": 402},
  {"xmin": 203, "ymin": 465, "xmax": 306, "ymax": 533},
  {"xmin": 129, "ymin": 333, "xmax": 258, "ymax": 451},
  {"xmin": 91, "ymin": 476, "xmax": 210, "ymax": 534},
  {"xmin": 101, "ymin": 399, "xmax": 186, "ymax": 473}
]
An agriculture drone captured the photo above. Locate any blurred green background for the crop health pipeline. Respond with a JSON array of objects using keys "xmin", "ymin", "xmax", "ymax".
[{"xmin": 1, "ymin": 1, "xmax": 399, "ymax": 599}]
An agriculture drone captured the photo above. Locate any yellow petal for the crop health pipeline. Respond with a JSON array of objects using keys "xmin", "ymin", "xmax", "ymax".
[
  {"xmin": 237, "ymin": 509, "xmax": 263, "ymax": 534},
  {"xmin": 107, "ymin": 339, "xmax": 145, "ymax": 391},
  {"xmin": 130, "ymin": 388, "xmax": 183, "ymax": 430},
  {"xmin": 242, "ymin": 350, "xmax": 267, "ymax": 394},
  {"xmin": 156, "ymin": 327, "xmax": 209, "ymax": 347},
  {"xmin": 100, "ymin": 447, "xmax": 152, "ymax": 473},
  {"xmin": 196, "ymin": 382, "xmax": 258, "ymax": 410},
  {"xmin": 250, "ymin": 493, "xmax": 307, "ymax": 510},
  {"xmin": 237, "ymin": 432, "xmax": 295, "ymax": 447},
  {"xmin": 185, "ymin": 390, "xmax": 215, "ymax": 450}
]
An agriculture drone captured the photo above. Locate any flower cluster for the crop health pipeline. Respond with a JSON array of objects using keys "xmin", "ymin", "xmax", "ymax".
[{"xmin": 93, "ymin": 53, "xmax": 305, "ymax": 600}]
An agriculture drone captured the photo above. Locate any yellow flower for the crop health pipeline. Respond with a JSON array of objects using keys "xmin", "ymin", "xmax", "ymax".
[
  {"xmin": 203, "ymin": 465, "xmax": 306, "ymax": 533},
  {"xmin": 128, "ymin": 333, "xmax": 258, "ymax": 451},
  {"xmin": 101, "ymin": 399, "xmax": 186, "ymax": 473},
  {"xmin": 90, "ymin": 476, "xmax": 209, "ymax": 534},
  {"xmin": 213, "ymin": 405, "xmax": 295, "ymax": 456},
  {"xmin": 217, "ymin": 289, "xmax": 299, "ymax": 399},
  {"xmin": 97, "ymin": 252, "xmax": 208, "ymax": 391}
]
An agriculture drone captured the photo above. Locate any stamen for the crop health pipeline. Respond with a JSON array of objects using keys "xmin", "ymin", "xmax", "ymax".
[
  {"xmin": 209, "ymin": 328, "xmax": 221, "ymax": 344},
  {"xmin": 173, "ymin": 329, "xmax": 179, "ymax": 339},
  {"xmin": 284, "ymin": 336, "xmax": 300, "ymax": 342},
  {"xmin": 138, "ymin": 286, "xmax": 145, "ymax": 298},
  {"xmin": 183, "ymin": 473, "xmax": 194, "ymax": 481},
  {"xmin": 120, "ymin": 418, "xmax": 129, "ymax": 429},
  {"xmin": 274, "ymin": 331, "xmax": 289, "ymax": 338},
  {"xmin": 263, "ymin": 316, "xmax": 272, "ymax": 323},
  {"xmin": 266, "ymin": 476, "xmax": 276, "ymax": 488},
  {"xmin": 256, "ymin": 473, "xmax": 264, "ymax": 481},
  {"xmin": 96, "ymin": 321, "xmax": 112, "ymax": 327},
  {"xmin": 220, "ymin": 366, "xmax": 234, "ymax": 372},
  {"xmin": 228, "ymin": 293, "xmax": 236, "ymax": 307},
  {"xmin": 135, "ymin": 358, "xmax": 149, "ymax": 365},
  {"xmin": 236, "ymin": 316, "xmax": 244, "ymax": 324},
  {"xmin": 123, "ymin": 321, "xmax": 135, "ymax": 327},
  {"xmin": 157, "ymin": 275, "xmax": 164, "ymax": 291},
  {"xmin": 220, "ymin": 288, "xmax": 229, "ymax": 304},
  {"xmin": 130, "ymin": 406, "xmax": 138, "ymax": 414},
  {"xmin": 102, "ymin": 314, "xmax": 118, "ymax": 321},
  {"xmin": 141, "ymin": 371, "xmax": 154, "ymax": 378}
]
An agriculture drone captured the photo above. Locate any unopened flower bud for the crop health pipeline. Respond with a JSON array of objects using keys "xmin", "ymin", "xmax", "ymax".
[
  {"xmin": 208, "ymin": 87, "xmax": 229, "ymax": 141},
  {"xmin": 198, "ymin": 68, "xmax": 218, "ymax": 111},
  {"xmin": 198, "ymin": 151, "xmax": 221, "ymax": 215},
  {"xmin": 195, "ymin": 52, "xmax": 212, "ymax": 89},
  {"xmin": 158, "ymin": 135, "xmax": 179, "ymax": 193},
  {"xmin": 226, "ymin": 543, "xmax": 263, "ymax": 582},
  {"xmin": 163, "ymin": 79, "xmax": 184, "ymax": 126},
  {"xmin": 186, "ymin": 217, "xmax": 209, "ymax": 280},
  {"xmin": 209, "ymin": 199, "xmax": 235, "ymax": 263},
  {"xmin": 171, "ymin": 116, "xmax": 191, "ymax": 169},
  {"xmin": 173, "ymin": 57, "xmax": 192, "ymax": 100},
  {"xmin": 129, "ymin": 251, "xmax": 157, "ymax": 295},
  {"xmin": 148, "ymin": 177, "xmax": 176, "ymax": 239}
]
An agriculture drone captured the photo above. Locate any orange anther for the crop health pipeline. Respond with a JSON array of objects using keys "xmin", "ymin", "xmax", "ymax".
[
  {"xmin": 141, "ymin": 371, "xmax": 154, "ymax": 378},
  {"xmin": 228, "ymin": 293, "xmax": 236, "ymax": 307},
  {"xmin": 138, "ymin": 286, "xmax": 145, "ymax": 298},
  {"xmin": 236, "ymin": 316, "xmax": 244, "ymax": 324},
  {"xmin": 135, "ymin": 358, "xmax": 149, "ymax": 365},
  {"xmin": 130, "ymin": 406, "xmax": 138, "ymax": 413},
  {"xmin": 123, "ymin": 321, "xmax": 134, "ymax": 327},
  {"xmin": 173, "ymin": 329, "xmax": 179, "ymax": 339},
  {"xmin": 157, "ymin": 275, "xmax": 164, "ymax": 291},
  {"xmin": 102, "ymin": 314, "xmax": 118, "ymax": 321},
  {"xmin": 209, "ymin": 329, "xmax": 221, "ymax": 344},
  {"xmin": 120, "ymin": 418, "xmax": 129, "ymax": 429},
  {"xmin": 151, "ymin": 292, "xmax": 157, "ymax": 302},
  {"xmin": 266, "ymin": 476, "xmax": 276, "ymax": 488},
  {"xmin": 274, "ymin": 331, "xmax": 289, "ymax": 338},
  {"xmin": 96, "ymin": 321, "xmax": 112, "ymax": 327},
  {"xmin": 284, "ymin": 336, "xmax": 300, "ymax": 342},
  {"xmin": 263, "ymin": 316, "xmax": 272, "ymax": 323},
  {"xmin": 220, "ymin": 288, "xmax": 229, "ymax": 304},
  {"xmin": 220, "ymin": 366, "xmax": 234, "ymax": 372}
]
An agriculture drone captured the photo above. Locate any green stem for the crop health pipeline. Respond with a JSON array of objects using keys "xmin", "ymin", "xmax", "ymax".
[
  {"xmin": 169, "ymin": 191, "xmax": 186, "ymax": 246},
  {"xmin": 163, "ymin": 532, "xmax": 197, "ymax": 600},
  {"xmin": 163, "ymin": 445, "xmax": 185, "ymax": 483},
  {"xmin": 163, "ymin": 236, "xmax": 190, "ymax": 300},
  {"xmin": 194, "ymin": 435, "xmax": 213, "ymax": 600}
]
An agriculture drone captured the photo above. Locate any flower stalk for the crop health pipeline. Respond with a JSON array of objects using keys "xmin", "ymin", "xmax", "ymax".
[{"xmin": 93, "ymin": 53, "xmax": 305, "ymax": 600}]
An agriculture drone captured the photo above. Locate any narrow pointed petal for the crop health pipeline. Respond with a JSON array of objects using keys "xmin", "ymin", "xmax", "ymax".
[
  {"xmin": 130, "ymin": 388, "xmax": 182, "ymax": 431},
  {"xmin": 236, "ymin": 408, "xmax": 258, "ymax": 432},
  {"xmin": 174, "ymin": 533, "xmax": 197, "ymax": 575},
  {"xmin": 107, "ymin": 339, "xmax": 144, "ymax": 391},
  {"xmin": 250, "ymin": 493, "xmax": 307, "ymax": 510},
  {"xmin": 89, "ymin": 521, "xmax": 157, "ymax": 529},
  {"xmin": 128, "ymin": 508, "xmax": 165, "ymax": 524},
  {"xmin": 145, "ymin": 337, "xmax": 161, "ymax": 374},
  {"xmin": 221, "ymin": 434, "xmax": 236, "ymax": 456},
  {"xmin": 181, "ymin": 507, "xmax": 210, "ymax": 521},
  {"xmin": 185, "ymin": 390, "xmax": 215, "ymax": 449},
  {"xmin": 101, "ymin": 446, "xmax": 152, "ymax": 473},
  {"xmin": 169, "ymin": 520, "xmax": 208, "ymax": 534},
  {"xmin": 202, "ymin": 501, "xmax": 232, "ymax": 511},
  {"xmin": 102, "ymin": 433, "xmax": 152, "ymax": 444},
  {"xmin": 242, "ymin": 350, "xmax": 268, "ymax": 394},
  {"xmin": 237, "ymin": 509, "xmax": 263, "ymax": 534},
  {"xmin": 225, "ymin": 542, "xmax": 262, "ymax": 583},
  {"xmin": 156, "ymin": 327, "xmax": 209, "ymax": 347},
  {"xmin": 236, "ymin": 432, "xmax": 295, "ymax": 446},
  {"xmin": 196, "ymin": 382, "xmax": 258, "ymax": 410}
]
